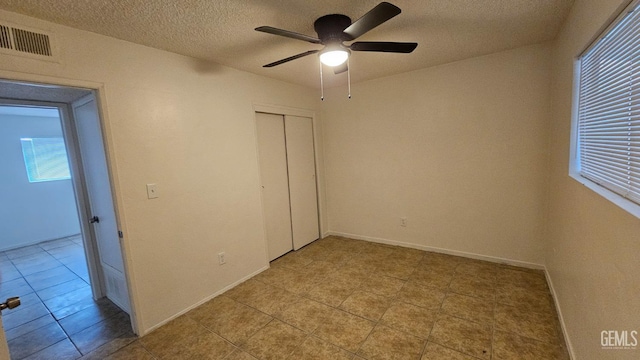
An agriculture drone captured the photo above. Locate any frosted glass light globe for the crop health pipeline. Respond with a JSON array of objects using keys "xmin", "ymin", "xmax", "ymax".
[{"xmin": 319, "ymin": 50, "xmax": 349, "ymax": 66}]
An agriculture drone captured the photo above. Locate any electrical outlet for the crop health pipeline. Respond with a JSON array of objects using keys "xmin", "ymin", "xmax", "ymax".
[
  {"xmin": 400, "ymin": 217, "xmax": 407, "ymax": 227},
  {"xmin": 218, "ymin": 252, "xmax": 226, "ymax": 265}
]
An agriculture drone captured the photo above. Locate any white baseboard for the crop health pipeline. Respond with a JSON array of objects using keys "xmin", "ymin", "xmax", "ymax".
[
  {"xmin": 0, "ymin": 233, "xmax": 82, "ymax": 252},
  {"xmin": 326, "ymin": 231, "xmax": 545, "ymax": 270},
  {"xmin": 325, "ymin": 231, "xmax": 573, "ymax": 357},
  {"xmin": 139, "ymin": 265, "xmax": 270, "ymax": 336},
  {"xmin": 544, "ymin": 268, "xmax": 575, "ymax": 359}
]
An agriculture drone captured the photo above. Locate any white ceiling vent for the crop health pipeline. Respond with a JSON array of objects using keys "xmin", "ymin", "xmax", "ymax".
[{"xmin": 0, "ymin": 21, "xmax": 59, "ymax": 62}]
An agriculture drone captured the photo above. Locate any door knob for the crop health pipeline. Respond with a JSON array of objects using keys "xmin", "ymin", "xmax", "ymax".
[
  {"xmin": 90, "ymin": 216, "xmax": 100, "ymax": 224},
  {"xmin": 0, "ymin": 297, "xmax": 20, "ymax": 311}
]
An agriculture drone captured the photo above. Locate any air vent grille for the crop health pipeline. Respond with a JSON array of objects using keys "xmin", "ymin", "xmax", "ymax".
[
  {"xmin": 0, "ymin": 25, "xmax": 11, "ymax": 50},
  {"xmin": 11, "ymin": 27, "xmax": 51, "ymax": 56},
  {"xmin": 0, "ymin": 21, "xmax": 57, "ymax": 61}
]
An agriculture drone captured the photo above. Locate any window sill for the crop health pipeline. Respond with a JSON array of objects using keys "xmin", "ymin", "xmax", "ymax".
[{"xmin": 569, "ymin": 171, "xmax": 640, "ymax": 220}]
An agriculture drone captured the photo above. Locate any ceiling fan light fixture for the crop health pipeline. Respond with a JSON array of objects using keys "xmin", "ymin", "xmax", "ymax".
[{"xmin": 319, "ymin": 48, "xmax": 349, "ymax": 67}]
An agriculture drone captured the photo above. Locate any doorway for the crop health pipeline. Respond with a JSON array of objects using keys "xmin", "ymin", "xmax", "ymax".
[{"xmin": 0, "ymin": 80, "xmax": 133, "ymax": 359}]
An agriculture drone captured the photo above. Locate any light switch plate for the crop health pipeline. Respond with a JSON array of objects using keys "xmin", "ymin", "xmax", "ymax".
[{"xmin": 146, "ymin": 183, "xmax": 158, "ymax": 199}]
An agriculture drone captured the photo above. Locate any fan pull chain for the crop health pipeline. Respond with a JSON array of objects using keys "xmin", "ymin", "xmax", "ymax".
[
  {"xmin": 347, "ymin": 58, "xmax": 351, "ymax": 99},
  {"xmin": 319, "ymin": 61, "xmax": 324, "ymax": 101}
]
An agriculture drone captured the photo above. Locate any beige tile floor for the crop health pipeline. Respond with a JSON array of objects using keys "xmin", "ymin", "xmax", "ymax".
[{"xmin": 100, "ymin": 236, "xmax": 569, "ymax": 359}]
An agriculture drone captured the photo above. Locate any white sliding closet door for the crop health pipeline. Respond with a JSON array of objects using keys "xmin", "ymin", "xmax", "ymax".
[
  {"xmin": 284, "ymin": 115, "xmax": 319, "ymax": 250},
  {"xmin": 256, "ymin": 113, "xmax": 293, "ymax": 261}
]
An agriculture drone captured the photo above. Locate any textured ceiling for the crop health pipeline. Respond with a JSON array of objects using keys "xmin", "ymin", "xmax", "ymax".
[{"xmin": 0, "ymin": 0, "xmax": 574, "ymax": 89}]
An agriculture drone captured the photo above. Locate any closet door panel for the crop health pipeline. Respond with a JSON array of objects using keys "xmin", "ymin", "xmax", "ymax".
[
  {"xmin": 256, "ymin": 113, "xmax": 293, "ymax": 260},
  {"xmin": 284, "ymin": 116, "xmax": 320, "ymax": 249}
]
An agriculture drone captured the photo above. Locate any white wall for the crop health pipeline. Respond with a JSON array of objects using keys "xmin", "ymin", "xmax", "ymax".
[
  {"xmin": 547, "ymin": 0, "xmax": 640, "ymax": 358},
  {"xmin": 321, "ymin": 43, "xmax": 552, "ymax": 266},
  {"xmin": 0, "ymin": 112, "xmax": 80, "ymax": 250},
  {"xmin": 0, "ymin": 10, "xmax": 320, "ymax": 334}
]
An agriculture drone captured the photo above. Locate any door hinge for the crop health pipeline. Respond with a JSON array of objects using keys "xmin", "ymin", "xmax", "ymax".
[{"xmin": 118, "ymin": 230, "xmax": 124, "ymax": 238}]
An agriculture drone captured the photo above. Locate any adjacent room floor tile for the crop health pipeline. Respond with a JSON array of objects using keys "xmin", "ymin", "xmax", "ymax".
[
  {"xmin": 21, "ymin": 339, "xmax": 81, "ymax": 360},
  {"xmin": 69, "ymin": 311, "xmax": 131, "ymax": 354},
  {"xmin": 7, "ymin": 322, "xmax": 67, "ymax": 359},
  {"xmin": 1, "ymin": 236, "xmax": 133, "ymax": 360},
  {"xmin": 103, "ymin": 342, "xmax": 155, "ymax": 360}
]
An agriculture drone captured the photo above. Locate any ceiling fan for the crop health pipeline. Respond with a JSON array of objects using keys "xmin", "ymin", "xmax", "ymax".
[{"xmin": 255, "ymin": 2, "xmax": 417, "ymax": 98}]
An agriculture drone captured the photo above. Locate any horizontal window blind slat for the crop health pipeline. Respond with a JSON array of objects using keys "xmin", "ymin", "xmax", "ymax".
[
  {"xmin": 578, "ymin": 2, "xmax": 640, "ymax": 209},
  {"xmin": 581, "ymin": 122, "xmax": 637, "ymax": 131},
  {"xmin": 581, "ymin": 172, "xmax": 632, "ymax": 196},
  {"xmin": 582, "ymin": 28, "xmax": 640, "ymax": 68},
  {"xmin": 580, "ymin": 139, "xmax": 633, "ymax": 146},
  {"xmin": 579, "ymin": 90, "xmax": 639, "ymax": 110},
  {"xmin": 582, "ymin": 25, "xmax": 640, "ymax": 68},
  {"xmin": 580, "ymin": 109, "xmax": 635, "ymax": 123},
  {"xmin": 581, "ymin": 146, "xmax": 635, "ymax": 155},
  {"xmin": 582, "ymin": 165, "xmax": 631, "ymax": 178},
  {"xmin": 581, "ymin": 148, "xmax": 632, "ymax": 160},
  {"xmin": 579, "ymin": 113, "xmax": 639, "ymax": 127},
  {"xmin": 582, "ymin": 53, "xmax": 638, "ymax": 77},
  {"xmin": 581, "ymin": 41, "xmax": 640, "ymax": 78},
  {"xmin": 582, "ymin": 160, "xmax": 631, "ymax": 177},
  {"xmin": 582, "ymin": 14, "xmax": 640, "ymax": 68},
  {"xmin": 580, "ymin": 70, "xmax": 635, "ymax": 99}
]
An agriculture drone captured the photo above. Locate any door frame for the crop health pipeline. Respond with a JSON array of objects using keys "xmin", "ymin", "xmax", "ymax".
[
  {"xmin": 0, "ymin": 70, "xmax": 140, "ymax": 335},
  {"xmin": 0, "ymin": 97, "xmax": 108, "ymax": 303},
  {"xmin": 253, "ymin": 103, "xmax": 326, "ymax": 262}
]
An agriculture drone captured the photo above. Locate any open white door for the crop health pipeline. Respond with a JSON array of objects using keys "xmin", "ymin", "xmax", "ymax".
[
  {"xmin": 0, "ymin": 296, "xmax": 20, "ymax": 360},
  {"xmin": 72, "ymin": 94, "xmax": 130, "ymax": 313},
  {"xmin": 0, "ymin": 315, "xmax": 9, "ymax": 360}
]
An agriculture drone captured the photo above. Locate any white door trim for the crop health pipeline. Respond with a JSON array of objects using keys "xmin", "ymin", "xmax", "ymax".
[{"xmin": 0, "ymin": 71, "xmax": 140, "ymax": 335}]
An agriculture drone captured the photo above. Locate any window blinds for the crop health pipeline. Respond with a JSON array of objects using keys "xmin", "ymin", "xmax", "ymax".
[
  {"xmin": 578, "ymin": 3, "xmax": 640, "ymax": 205},
  {"xmin": 20, "ymin": 137, "xmax": 71, "ymax": 182}
]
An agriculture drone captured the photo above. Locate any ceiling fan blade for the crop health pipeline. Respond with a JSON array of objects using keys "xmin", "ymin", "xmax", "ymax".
[
  {"xmin": 343, "ymin": 2, "xmax": 401, "ymax": 40},
  {"xmin": 263, "ymin": 50, "xmax": 320, "ymax": 67},
  {"xmin": 350, "ymin": 41, "xmax": 417, "ymax": 53},
  {"xmin": 255, "ymin": 26, "xmax": 321, "ymax": 44},
  {"xmin": 334, "ymin": 62, "xmax": 348, "ymax": 74}
]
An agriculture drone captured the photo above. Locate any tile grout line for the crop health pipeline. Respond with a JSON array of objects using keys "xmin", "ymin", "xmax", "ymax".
[{"xmin": 1, "ymin": 237, "xmax": 125, "ymax": 360}]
